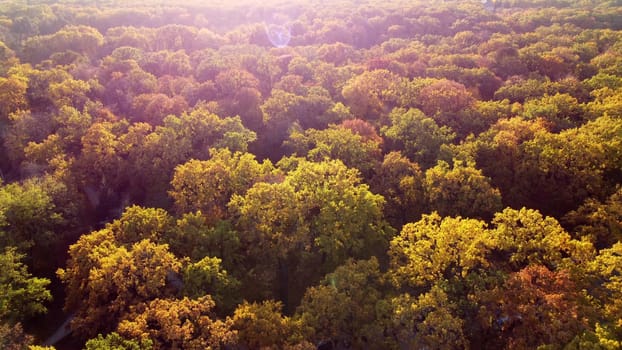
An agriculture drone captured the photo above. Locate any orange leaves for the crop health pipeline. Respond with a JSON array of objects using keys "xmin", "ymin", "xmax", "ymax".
[
  {"xmin": 59, "ymin": 235, "xmax": 181, "ymax": 338},
  {"xmin": 118, "ymin": 296, "xmax": 236, "ymax": 350},
  {"xmin": 474, "ymin": 265, "xmax": 585, "ymax": 349}
]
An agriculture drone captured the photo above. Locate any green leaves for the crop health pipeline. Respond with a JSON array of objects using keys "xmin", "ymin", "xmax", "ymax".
[
  {"xmin": 382, "ymin": 108, "xmax": 455, "ymax": 169},
  {"xmin": 0, "ymin": 179, "xmax": 63, "ymax": 254},
  {"xmin": 424, "ymin": 160, "xmax": 502, "ymax": 220},
  {"xmin": 297, "ymin": 258, "xmax": 386, "ymax": 348},
  {"xmin": 0, "ymin": 247, "xmax": 51, "ymax": 323},
  {"xmin": 387, "ymin": 286, "xmax": 467, "ymax": 350},
  {"xmin": 230, "ymin": 159, "xmax": 391, "ymax": 309},
  {"xmin": 85, "ymin": 332, "xmax": 153, "ymax": 350},
  {"xmin": 181, "ymin": 256, "xmax": 240, "ymax": 313}
]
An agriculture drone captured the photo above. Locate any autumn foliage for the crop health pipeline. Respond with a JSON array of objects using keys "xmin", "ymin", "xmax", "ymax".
[{"xmin": 0, "ymin": 0, "xmax": 621, "ymax": 349}]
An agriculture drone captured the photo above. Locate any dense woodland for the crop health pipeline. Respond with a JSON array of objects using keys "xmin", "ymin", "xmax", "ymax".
[{"xmin": 1, "ymin": 0, "xmax": 622, "ymax": 348}]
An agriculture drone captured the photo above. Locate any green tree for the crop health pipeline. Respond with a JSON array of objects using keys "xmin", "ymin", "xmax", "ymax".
[
  {"xmin": 468, "ymin": 115, "xmax": 622, "ymax": 218},
  {"xmin": 84, "ymin": 333, "xmax": 152, "ymax": 350},
  {"xmin": 139, "ymin": 50, "xmax": 192, "ymax": 77},
  {"xmin": 285, "ymin": 124, "xmax": 382, "ymax": 178},
  {"xmin": 382, "ymin": 108, "xmax": 455, "ymax": 169},
  {"xmin": 450, "ymin": 99, "xmax": 513, "ymax": 138},
  {"xmin": 171, "ymin": 212, "xmax": 240, "ymax": 267},
  {"xmin": 297, "ymin": 258, "xmax": 387, "ymax": 349},
  {"xmin": 517, "ymin": 116, "xmax": 621, "ymax": 217},
  {"xmin": 123, "ymin": 108, "xmax": 256, "ymax": 206},
  {"xmin": 259, "ymin": 88, "xmax": 334, "ymax": 159},
  {"xmin": 370, "ymin": 151, "xmax": 426, "ymax": 227},
  {"xmin": 424, "ymin": 160, "xmax": 502, "ymax": 220},
  {"xmin": 386, "ymin": 286, "xmax": 468, "ymax": 350},
  {"xmin": 0, "ymin": 179, "xmax": 64, "ymax": 270},
  {"xmin": 51, "ymin": 106, "xmax": 92, "ymax": 156},
  {"xmin": 522, "ymin": 93, "xmax": 586, "ymax": 131},
  {"xmin": 564, "ymin": 186, "xmax": 622, "ymax": 249},
  {"xmin": 230, "ymin": 159, "xmax": 390, "ymax": 310},
  {"xmin": 23, "ymin": 25, "xmax": 103, "ymax": 63},
  {"xmin": 181, "ymin": 256, "xmax": 240, "ymax": 314},
  {"xmin": 0, "ymin": 247, "xmax": 51, "ymax": 322}
]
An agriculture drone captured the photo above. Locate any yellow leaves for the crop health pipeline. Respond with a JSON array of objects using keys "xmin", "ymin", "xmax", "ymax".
[
  {"xmin": 119, "ymin": 296, "xmax": 236, "ymax": 350},
  {"xmin": 491, "ymin": 207, "xmax": 593, "ymax": 269},
  {"xmin": 389, "ymin": 213, "xmax": 491, "ymax": 289},
  {"xmin": 107, "ymin": 206, "xmax": 175, "ymax": 245},
  {"xmin": 390, "ymin": 207, "xmax": 594, "ymax": 292},
  {"xmin": 232, "ymin": 300, "xmax": 297, "ymax": 349},
  {"xmin": 59, "ymin": 233, "xmax": 182, "ymax": 338},
  {"xmin": 170, "ymin": 148, "xmax": 273, "ymax": 217},
  {"xmin": 48, "ymin": 78, "xmax": 91, "ymax": 109},
  {"xmin": 589, "ymin": 243, "xmax": 622, "ymax": 326},
  {"xmin": 341, "ymin": 69, "xmax": 402, "ymax": 120},
  {"xmin": 0, "ymin": 73, "xmax": 28, "ymax": 119}
]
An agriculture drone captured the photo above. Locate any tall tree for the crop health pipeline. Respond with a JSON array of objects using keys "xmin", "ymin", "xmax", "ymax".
[
  {"xmin": 370, "ymin": 151, "xmax": 426, "ymax": 227},
  {"xmin": 424, "ymin": 160, "xmax": 502, "ymax": 220},
  {"xmin": 297, "ymin": 258, "xmax": 387, "ymax": 349},
  {"xmin": 58, "ymin": 233, "xmax": 181, "ymax": 338},
  {"xmin": 117, "ymin": 296, "xmax": 236, "ymax": 350},
  {"xmin": 341, "ymin": 69, "xmax": 402, "ymax": 122},
  {"xmin": 232, "ymin": 300, "xmax": 312, "ymax": 349},
  {"xmin": 230, "ymin": 159, "xmax": 390, "ymax": 310},
  {"xmin": 386, "ymin": 286, "xmax": 468, "ymax": 350},
  {"xmin": 0, "ymin": 247, "xmax": 51, "ymax": 323},
  {"xmin": 382, "ymin": 107, "xmax": 455, "ymax": 169},
  {"xmin": 169, "ymin": 148, "xmax": 273, "ymax": 218},
  {"xmin": 475, "ymin": 265, "xmax": 586, "ymax": 349}
]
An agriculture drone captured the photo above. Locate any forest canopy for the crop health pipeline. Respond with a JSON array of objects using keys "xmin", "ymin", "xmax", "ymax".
[{"xmin": 1, "ymin": 0, "xmax": 622, "ymax": 349}]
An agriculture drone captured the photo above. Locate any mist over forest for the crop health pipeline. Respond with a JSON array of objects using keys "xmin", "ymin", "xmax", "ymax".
[{"xmin": 1, "ymin": 0, "xmax": 622, "ymax": 349}]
